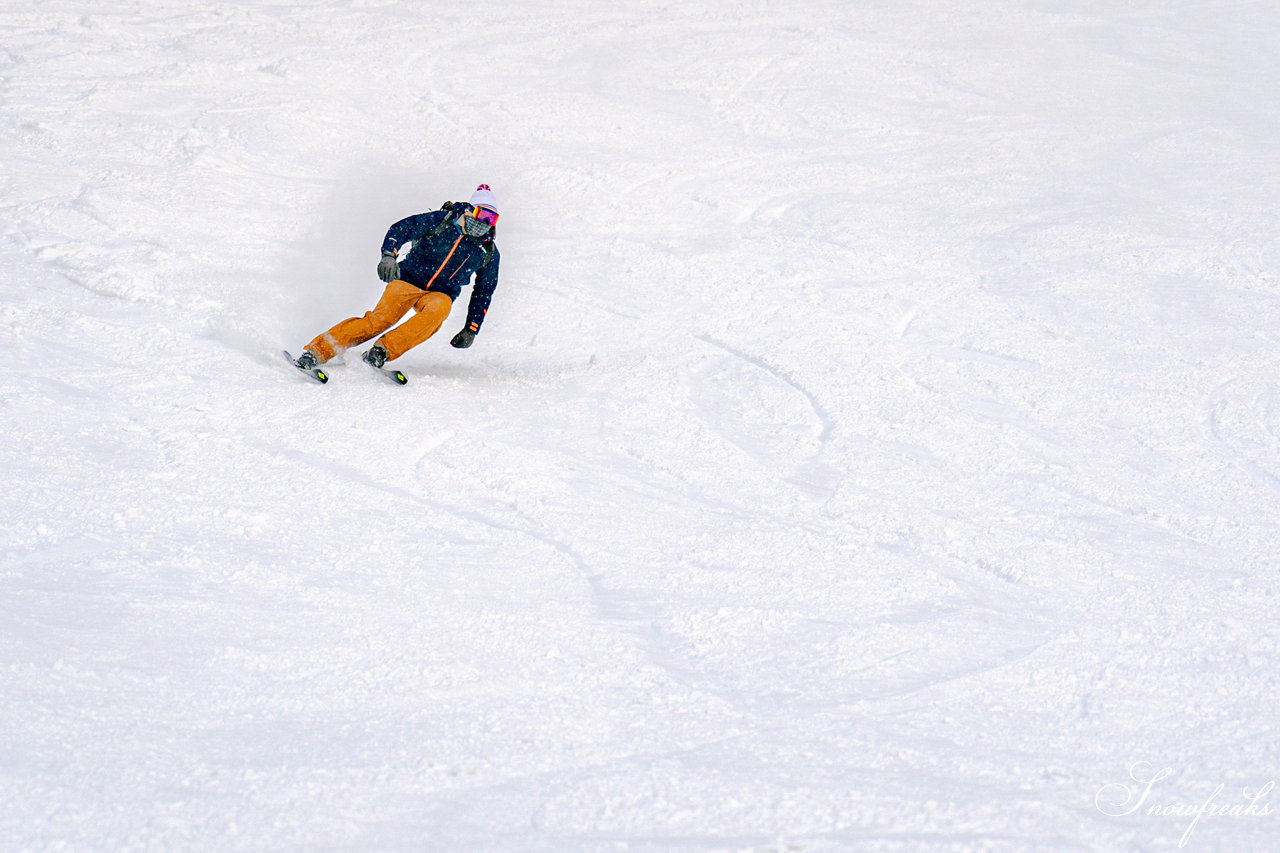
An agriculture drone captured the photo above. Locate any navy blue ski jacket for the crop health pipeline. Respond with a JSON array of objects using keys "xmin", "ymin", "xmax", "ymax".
[{"xmin": 381, "ymin": 209, "xmax": 501, "ymax": 334}]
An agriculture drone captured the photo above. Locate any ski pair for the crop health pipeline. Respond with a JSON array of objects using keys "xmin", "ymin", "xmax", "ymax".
[{"xmin": 283, "ymin": 350, "xmax": 407, "ymax": 385}]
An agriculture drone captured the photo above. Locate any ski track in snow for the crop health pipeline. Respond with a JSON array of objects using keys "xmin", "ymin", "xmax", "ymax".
[
  {"xmin": 3, "ymin": 1, "xmax": 1280, "ymax": 851},
  {"xmin": 1203, "ymin": 374, "xmax": 1280, "ymax": 494}
]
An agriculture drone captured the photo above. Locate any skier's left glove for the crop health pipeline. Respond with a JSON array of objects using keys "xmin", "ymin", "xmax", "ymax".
[{"xmin": 450, "ymin": 329, "xmax": 476, "ymax": 349}]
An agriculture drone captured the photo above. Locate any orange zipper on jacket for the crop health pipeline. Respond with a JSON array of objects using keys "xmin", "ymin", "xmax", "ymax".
[{"xmin": 425, "ymin": 234, "xmax": 465, "ymax": 289}]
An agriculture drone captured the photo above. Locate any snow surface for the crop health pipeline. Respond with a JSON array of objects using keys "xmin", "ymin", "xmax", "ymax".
[{"xmin": 2, "ymin": 1, "xmax": 1279, "ymax": 851}]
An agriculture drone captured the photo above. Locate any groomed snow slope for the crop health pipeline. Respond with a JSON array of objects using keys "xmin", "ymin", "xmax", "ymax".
[{"xmin": 2, "ymin": 1, "xmax": 1279, "ymax": 850}]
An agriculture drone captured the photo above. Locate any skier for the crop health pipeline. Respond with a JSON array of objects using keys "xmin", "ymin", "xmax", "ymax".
[{"xmin": 292, "ymin": 184, "xmax": 501, "ymax": 373}]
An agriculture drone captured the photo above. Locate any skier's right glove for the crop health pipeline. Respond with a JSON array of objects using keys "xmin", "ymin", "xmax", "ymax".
[
  {"xmin": 377, "ymin": 250, "xmax": 400, "ymax": 283},
  {"xmin": 450, "ymin": 329, "xmax": 476, "ymax": 349}
]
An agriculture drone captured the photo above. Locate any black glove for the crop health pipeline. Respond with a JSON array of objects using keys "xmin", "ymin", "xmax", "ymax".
[
  {"xmin": 450, "ymin": 329, "xmax": 476, "ymax": 349},
  {"xmin": 377, "ymin": 250, "xmax": 400, "ymax": 282}
]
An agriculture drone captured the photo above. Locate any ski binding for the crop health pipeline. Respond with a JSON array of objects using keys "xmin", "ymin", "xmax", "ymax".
[{"xmin": 283, "ymin": 350, "xmax": 328, "ymax": 384}]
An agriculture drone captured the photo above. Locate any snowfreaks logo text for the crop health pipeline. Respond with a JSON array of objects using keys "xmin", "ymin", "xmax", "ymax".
[{"xmin": 1094, "ymin": 762, "xmax": 1274, "ymax": 848}]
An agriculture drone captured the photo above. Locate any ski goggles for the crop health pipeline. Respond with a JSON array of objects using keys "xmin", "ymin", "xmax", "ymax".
[
  {"xmin": 461, "ymin": 205, "xmax": 498, "ymax": 237},
  {"xmin": 465, "ymin": 207, "xmax": 494, "ymax": 227}
]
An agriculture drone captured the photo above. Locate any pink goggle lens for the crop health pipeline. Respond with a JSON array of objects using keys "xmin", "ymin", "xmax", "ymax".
[{"xmin": 471, "ymin": 206, "xmax": 499, "ymax": 227}]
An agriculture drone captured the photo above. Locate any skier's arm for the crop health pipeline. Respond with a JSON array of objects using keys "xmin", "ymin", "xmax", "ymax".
[
  {"xmin": 465, "ymin": 248, "xmax": 500, "ymax": 333},
  {"xmin": 381, "ymin": 211, "xmax": 446, "ymax": 255},
  {"xmin": 452, "ymin": 248, "xmax": 500, "ymax": 348}
]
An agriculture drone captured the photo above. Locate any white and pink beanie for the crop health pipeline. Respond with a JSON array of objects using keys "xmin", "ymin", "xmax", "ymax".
[{"xmin": 470, "ymin": 184, "xmax": 499, "ymax": 213}]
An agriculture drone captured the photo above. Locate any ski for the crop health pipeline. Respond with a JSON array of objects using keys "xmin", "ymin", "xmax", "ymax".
[
  {"xmin": 282, "ymin": 350, "xmax": 328, "ymax": 384},
  {"xmin": 365, "ymin": 359, "xmax": 408, "ymax": 385}
]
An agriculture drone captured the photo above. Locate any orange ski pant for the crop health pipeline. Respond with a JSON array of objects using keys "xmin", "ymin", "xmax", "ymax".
[{"xmin": 305, "ymin": 280, "xmax": 453, "ymax": 363}]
